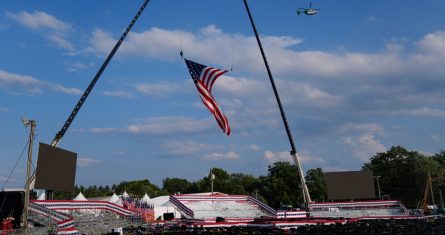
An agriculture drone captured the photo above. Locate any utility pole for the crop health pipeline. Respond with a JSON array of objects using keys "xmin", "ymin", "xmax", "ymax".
[
  {"xmin": 22, "ymin": 118, "xmax": 36, "ymax": 235},
  {"xmin": 210, "ymin": 168, "xmax": 214, "ymax": 195},
  {"xmin": 375, "ymin": 176, "xmax": 382, "ymax": 200}
]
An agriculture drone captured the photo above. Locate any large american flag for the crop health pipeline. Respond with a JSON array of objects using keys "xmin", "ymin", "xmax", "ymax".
[{"xmin": 184, "ymin": 58, "xmax": 231, "ymax": 135}]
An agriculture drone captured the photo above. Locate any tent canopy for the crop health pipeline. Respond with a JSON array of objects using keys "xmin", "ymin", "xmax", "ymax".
[{"xmin": 73, "ymin": 192, "xmax": 88, "ymax": 201}]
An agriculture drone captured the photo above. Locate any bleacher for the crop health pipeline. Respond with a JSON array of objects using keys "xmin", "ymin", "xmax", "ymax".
[
  {"xmin": 70, "ymin": 210, "xmax": 133, "ymax": 234},
  {"xmin": 170, "ymin": 193, "xmax": 276, "ymax": 220},
  {"xmin": 28, "ymin": 202, "xmax": 79, "ymax": 234},
  {"xmin": 308, "ymin": 200, "xmax": 410, "ymax": 218},
  {"xmin": 31, "ymin": 200, "xmax": 135, "ymax": 216},
  {"xmin": 27, "ymin": 199, "xmax": 143, "ymax": 234}
]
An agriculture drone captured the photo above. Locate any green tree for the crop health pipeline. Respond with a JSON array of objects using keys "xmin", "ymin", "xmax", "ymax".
[
  {"xmin": 193, "ymin": 168, "xmax": 232, "ymax": 193},
  {"xmin": 228, "ymin": 173, "xmax": 261, "ymax": 195},
  {"xmin": 114, "ymin": 179, "xmax": 166, "ymax": 198},
  {"xmin": 432, "ymin": 150, "xmax": 445, "ymax": 208},
  {"xmin": 433, "ymin": 150, "xmax": 445, "ymax": 177},
  {"xmin": 362, "ymin": 146, "xmax": 439, "ymax": 207},
  {"xmin": 162, "ymin": 178, "xmax": 192, "ymax": 194},
  {"xmin": 305, "ymin": 168, "xmax": 327, "ymax": 202},
  {"xmin": 52, "ymin": 190, "xmax": 75, "ymax": 200},
  {"xmin": 260, "ymin": 161, "xmax": 303, "ymax": 209}
]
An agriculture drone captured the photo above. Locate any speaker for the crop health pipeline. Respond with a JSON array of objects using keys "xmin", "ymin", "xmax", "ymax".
[{"xmin": 163, "ymin": 212, "xmax": 174, "ymax": 220}]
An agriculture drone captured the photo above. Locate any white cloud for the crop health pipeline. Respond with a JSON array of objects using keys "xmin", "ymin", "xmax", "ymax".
[
  {"xmin": 90, "ymin": 116, "xmax": 214, "ymax": 135},
  {"xmin": 0, "ymin": 107, "xmax": 8, "ymax": 112},
  {"xmin": 367, "ymin": 16, "xmax": 378, "ymax": 22},
  {"xmin": 281, "ymin": 50, "xmax": 404, "ymax": 78},
  {"xmin": 82, "ymin": 27, "xmax": 445, "ymax": 145},
  {"xmin": 87, "ymin": 25, "xmax": 299, "ymax": 73},
  {"xmin": 342, "ymin": 134, "xmax": 386, "ymax": 162},
  {"xmin": 322, "ymin": 166, "xmax": 350, "ymax": 172},
  {"xmin": 416, "ymin": 150, "xmax": 434, "ymax": 157},
  {"xmin": 90, "ymin": 127, "xmax": 118, "ymax": 134},
  {"xmin": 50, "ymin": 84, "xmax": 82, "ymax": 95},
  {"xmin": 298, "ymin": 152, "xmax": 328, "ymax": 165},
  {"xmin": 84, "ymin": 25, "xmax": 445, "ymax": 134},
  {"xmin": 410, "ymin": 31, "xmax": 445, "ymax": 73},
  {"xmin": 7, "ymin": 11, "xmax": 74, "ymax": 51},
  {"xmin": 136, "ymin": 82, "xmax": 185, "ymax": 97},
  {"xmin": 103, "ymin": 91, "xmax": 133, "ymax": 98},
  {"xmin": 84, "ymin": 26, "xmax": 445, "ymax": 81},
  {"xmin": 338, "ymin": 123, "xmax": 384, "ymax": 134},
  {"xmin": 110, "ymin": 151, "xmax": 125, "ymax": 155},
  {"xmin": 0, "ymin": 175, "xmax": 18, "ymax": 184},
  {"xmin": 338, "ymin": 123, "xmax": 386, "ymax": 161},
  {"xmin": 87, "ymin": 29, "xmax": 116, "ymax": 55},
  {"xmin": 431, "ymin": 134, "xmax": 440, "ymax": 141},
  {"xmin": 0, "ymin": 70, "xmax": 42, "ymax": 92},
  {"xmin": 48, "ymin": 32, "xmax": 74, "ymax": 51},
  {"xmin": 250, "ymin": 144, "xmax": 261, "ymax": 151},
  {"xmin": 66, "ymin": 62, "xmax": 95, "ymax": 72},
  {"xmin": 217, "ymin": 76, "xmax": 268, "ymax": 96},
  {"xmin": 264, "ymin": 150, "xmax": 326, "ymax": 165},
  {"xmin": 264, "ymin": 150, "xmax": 291, "ymax": 163},
  {"xmin": 417, "ymin": 31, "xmax": 445, "ymax": 56},
  {"xmin": 219, "ymin": 98, "xmax": 243, "ymax": 109},
  {"xmin": 77, "ymin": 158, "xmax": 100, "ymax": 167},
  {"xmin": 126, "ymin": 117, "xmax": 212, "ymax": 135},
  {"xmin": 0, "ymin": 175, "xmax": 7, "ymax": 182},
  {"xmin": 0, "ymin": 69, "xmax": 81, "ymax": 95},
  {"xmin": 394, "ymin": 107, "xmax": 445, "ymax": 119},
  {"xmin": 279, "ymin": 81, "xmax": 343, "ymax": 106},
  {"xmin": 160, "ymin": 141, "xmax": 209, "ymax": 155},
  {"xmin": 203, "ymin": 151, "xmax": 240, "ymax": 161},
  {"xmin": 6, "ymin": 11, "xmax": 72, "ymax": 31}
]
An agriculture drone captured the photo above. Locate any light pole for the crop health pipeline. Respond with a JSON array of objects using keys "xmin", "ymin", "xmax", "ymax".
[
  {"xmin": 210, "ymin": 168, "xmax": 214, "ymax": 195},
  {"xmin": 375, "ymin": 176, "xmax": 382, "ymax": 200},
  {"xmin": 22, "ymin": 118, "xmax": 36, "ymax": 235}
]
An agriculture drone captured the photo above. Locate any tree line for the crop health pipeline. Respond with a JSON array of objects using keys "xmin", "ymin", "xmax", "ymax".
[{"xmin": 54, "ymin": 146, "xmax": 445, "ymax": 209}]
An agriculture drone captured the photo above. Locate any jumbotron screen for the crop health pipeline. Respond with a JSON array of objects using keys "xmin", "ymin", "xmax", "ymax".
[
  {"xmin": 326, "ymin": 170, "xmax": 376, "ymax": 200},
  {"xmin": 35, "ymin": 142, "xmax": 77, "ymax": 192}
]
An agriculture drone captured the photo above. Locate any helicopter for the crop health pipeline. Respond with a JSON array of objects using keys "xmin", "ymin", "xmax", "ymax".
[{"xmin": 297, "ymin": 3, "xmax": 320, "ymax": 16}]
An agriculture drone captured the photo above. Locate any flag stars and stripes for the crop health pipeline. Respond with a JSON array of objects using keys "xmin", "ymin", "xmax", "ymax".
[{"xmin": 184, "ymin": 58, "xmax": 231, "ymax": 135}]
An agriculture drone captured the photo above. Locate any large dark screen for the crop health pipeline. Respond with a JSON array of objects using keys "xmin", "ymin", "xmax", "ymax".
[
  {"xmin": 326, "ymin": 171, "xmax": 376, "ymax": 200},
  {"xmin": 34, "ymin": 142, "xmax": 77, "ymax": 192}
]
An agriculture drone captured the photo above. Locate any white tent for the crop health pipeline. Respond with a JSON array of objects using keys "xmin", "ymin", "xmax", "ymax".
[
  {"xmin": 108, "ymin": 193, "xmax": 120, "ymax": 203},
  {"xmin": 148, "ymin": 196, "xmax": 181, "ymax": 220},
  {"xmin": 122, "ymin": 191, "xmax": 129, "ymax": 199},
  {"xmin": 114, "ymin": 197, "xmax": 124, "ymax": 206},
  {"xmin": 141, "ymin": 193, "xmax": 150, "ymax": 204},
  {"xmin": 73, "ymin": 192, "xmax": 88, "ymax": 201},
  {"xmin": 37, "ymin": 191, "xmax": 46, "ymax": 200}
]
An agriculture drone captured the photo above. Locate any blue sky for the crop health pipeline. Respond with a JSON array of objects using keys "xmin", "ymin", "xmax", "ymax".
[{"xmin": 1, "ymin": 0, "xmax": 445, "ymax": 189}]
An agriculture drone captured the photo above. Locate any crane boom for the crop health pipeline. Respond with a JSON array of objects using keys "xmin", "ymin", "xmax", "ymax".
[
  {"xmin": 51, "ymin": 0, "xmax": 150, "ymax": 147},
  {"xmin": 29, "ymin": 0, "xmax": 150, "ymax": 190},
  {"xmin": 421, "ymin": 173, "xmax": 437, "ymax": 215},
  {"xmin": 243, "ymin": 0, "xmax": 312, "ymax": 204}
]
